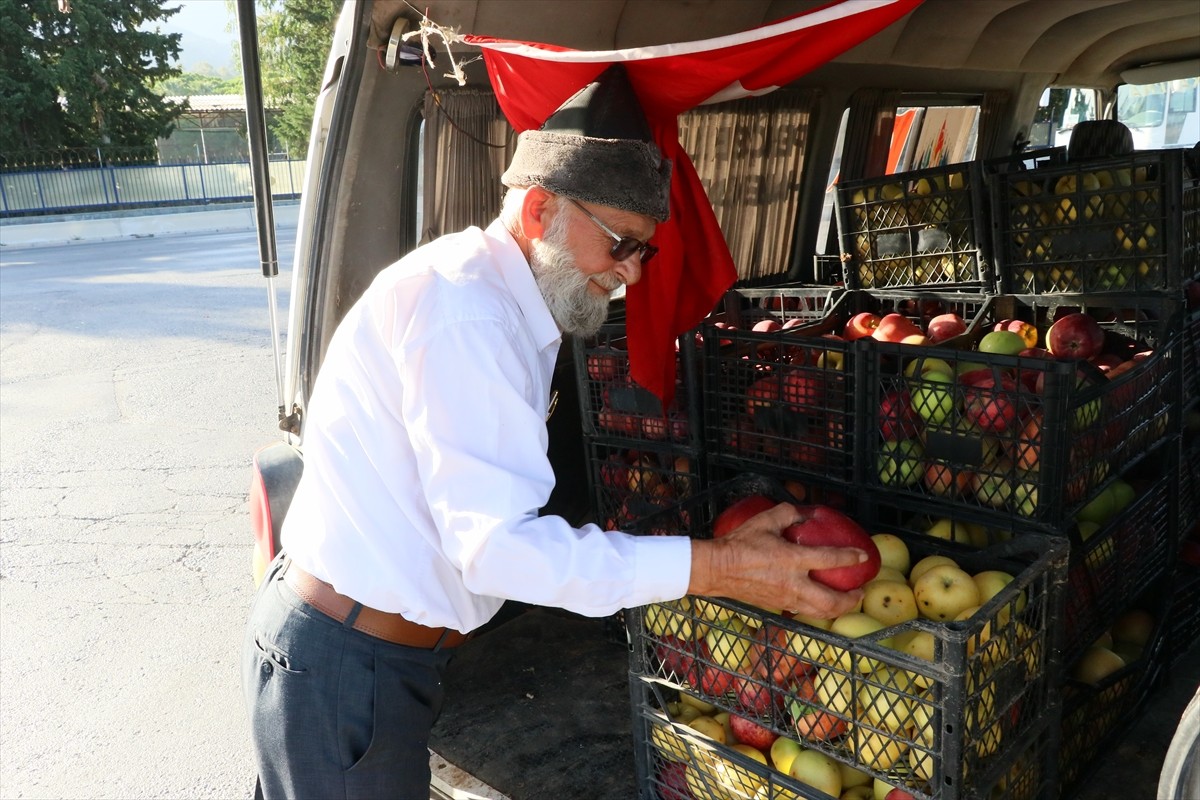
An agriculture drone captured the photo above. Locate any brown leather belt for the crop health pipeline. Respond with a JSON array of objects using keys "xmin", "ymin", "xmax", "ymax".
[{"xmin": 283, "ymin": 562, "xmax": 470, "ymax": 649}]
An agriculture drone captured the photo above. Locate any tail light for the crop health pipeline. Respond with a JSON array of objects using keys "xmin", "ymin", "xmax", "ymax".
[{"xmin": 248, "ymin": 443, "xmax": 304, "ymax": 586}]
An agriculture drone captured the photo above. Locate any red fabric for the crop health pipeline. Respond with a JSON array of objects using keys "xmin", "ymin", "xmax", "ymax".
[{"xmin": 465, "ymin": 0, "xmax": 924, "ymax": 405}]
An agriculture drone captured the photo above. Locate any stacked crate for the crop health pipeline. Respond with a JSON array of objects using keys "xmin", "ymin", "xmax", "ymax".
[{"xmin": 627, "ymin": 476, "xmax": 1066, "ymax": 800}]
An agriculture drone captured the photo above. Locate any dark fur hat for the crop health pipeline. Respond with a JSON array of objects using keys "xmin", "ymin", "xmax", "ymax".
[{"xmin": 502, "ymin": 64, "xmax": 672, "ymax": 221}]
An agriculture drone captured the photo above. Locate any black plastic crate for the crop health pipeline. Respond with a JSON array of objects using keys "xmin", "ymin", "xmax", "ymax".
[
  {"xmin": 1183, "ymin": 310, "xmax": 1200, "ymax": 408},
  {"xmin": 990, "ymin": 148, "xmax": 1198, "ymax": 294},
  {"xmin": 586, "ymin": 439, "xmax": 704, "ymax": 534},
  {"xmin": 1165, "ymin": 562, "xmax": 1200, "ymax": 669},
  {"xmin": 574, "ymin": 322, "xmax": 703, "ymax": 448},
  {"xmin": 981, "ymin": 147, "xmax": 1067, "ymax": 178},
  {"xmin": 631, "ymin": 677, "xmax": 1058, "ymax": 800},
  {"xmin": 1059, "ymin": 589, "xmax": 1170, "ymax": 795},
  {"xmin": 836, "ymin": 161, "xmax": 992, "ymax": 291},
  {"xmin": 860, "ymin": 293, "xmax": 1179, "ymax": 529},
  {"xmin": 701, "ymin": 290, "xmax": 992, "ymax": 486},
  {"xmin": 1061, "ymin": 463, "xmax": 1177, "ymax": 665},
  {"xmin": 626, "ymin": 475, "xmax": 1067, "ymax": 800},
  {"xmin": 1181, "ymin": 434, "xmax": 1199, "ymax": 540},
  {"xmin": 710, "ymin": 285, "xmax": 842, "ymax": 329}
]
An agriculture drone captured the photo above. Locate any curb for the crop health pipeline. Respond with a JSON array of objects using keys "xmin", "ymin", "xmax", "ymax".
[{"xmin": 0, "ymin": 202, "xmax": 300, "ymax": 250}]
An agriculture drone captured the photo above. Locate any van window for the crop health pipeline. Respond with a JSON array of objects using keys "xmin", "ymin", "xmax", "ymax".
[
  {"xmin": 1029, "ymin": 88, "xmax": 1099, "ymax": 149},
  {"xmin": 887, "ymin": 104, "xmax": 980, "ymax": 173},
  {"xmin": 1117, "ymin": 78, "xmax": 1200, "ymax": 149}
]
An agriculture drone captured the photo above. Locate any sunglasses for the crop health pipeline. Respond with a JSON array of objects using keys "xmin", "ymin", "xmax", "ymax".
[{"xmin": 566, "ymin": 197, "xmax": 658, "ymax": 265}]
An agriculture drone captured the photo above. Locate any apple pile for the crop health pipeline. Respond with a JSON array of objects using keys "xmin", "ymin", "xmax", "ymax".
[
  {"xmin": 1004, "ymin": 166, "xmax": 1164, "ymax": 293},
  {"xmin": 874, "ymin": 307, "xmax": 1160, "ymax": 518},
  {"xmin": 645, "ymin": 510, "xmax": 1041, "ymax": 797},
  {"xmin": 586, "ymin": 344, "xmax": 693, "ymax": 442}
]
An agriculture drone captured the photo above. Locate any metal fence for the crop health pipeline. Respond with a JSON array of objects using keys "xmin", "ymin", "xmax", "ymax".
[{"xmin": 0, "ymin": 158, "xmax": 305, "ymax": 217}]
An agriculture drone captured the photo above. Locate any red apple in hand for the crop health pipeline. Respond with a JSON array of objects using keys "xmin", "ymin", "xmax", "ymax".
[
  {"xmin": 926, "ymin": 312, "xmax": 968, "ymax": 343},
  {"xmin": 713, "ymin": 494, "xmax": 777, "ymax": 538},
  {"xmin": 1046, "ymin": 312, "xmax": 1105, "ymax": 360},
  {"xmin": 782, "ymin": 506, "xmax": 880, "ymax": 590}
]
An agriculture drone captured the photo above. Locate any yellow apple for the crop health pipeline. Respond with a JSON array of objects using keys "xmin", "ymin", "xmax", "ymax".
[
  {"xmin": 874, "ymin": 778, "xmax": 903, "ymax": 800},
  {"xmin": 645, "ymin": 597, "xmax": 701, "ymax": 639},
  {"xmin": 731, "ymin": 742, "xmax": 768, "ymax": 765},
  {"xmin": 909, "ymin": 554, "xmax": 959, "ymax": 586},
  {"xmin": 688, "ymin": 714, "xmax": 728, "ymax": 744},
  {"xmin": 679, "ymin": 693, "xmax": 717, "ymax": 715},
  {"xmin": 649, "ymin": 713, "xmax": 691, "ymax": 761},
  {"xmin": 1111, "ymin": 609, "xmax": 1155, "ymax": 649},
  {"xmin": 770, "ymin": 735, "xmax": 803, "ymax": 775},
  {"xmin": 871, "ymin": 533, "xmax": 911, "ymax": 574},
  {"xmin": 714, "ymin": 711, "xmax": 734, "ymax": 744},
  {"xmin": 900, "ymin": 630, "xmax": 937, "ymax": 689},
  {"xmin": 925, "ymin": 517, "xmax": 975, "ymax": 545},
  {"xmin": 789, "ymin": 749, "xmax": 843, "ymax": 798},
  {"xmin": 831, "ymin": 612, "xmax": 892, "ymax": 673},
  {"xmin": 870, "ymin": 566, "xmax": 909, "ymax": 585},
  {"xmin": 839, "ymin": 761, "xmax": 873, "ymax": 788},
  {"xmin": 910, "ymin": 741, "xmax": 935, "ymax": 782},
  {"xmin": 862, "ymin": 580, "xmax": 919, "ymax": 627},
  {"xmin": 706, "ymin": 616, "xmax": 756, "ymax": 671},
  {"xmin": 673, "ymin": 703, "xmax": 703, "ymax": 724},
  {"xmin": 913, "ymin": 564, "xmax": 981, "ymax": 621},
  {"xmin": 841, "ymin": 786, "xmax": 875, "ymax": 800},
  {"xmin": 1072, "ymin": 645, "xmax": 1125, "ymax": 685},
  {"xmin": 904, "ymin": 356, "xmax": 955, "ymax": 381},
  {"xmin": 858, "ymin": 672, "xmax": 916, "ymax": 732},
  {"xmin": 814, "ymin": 668, "xmax": 857, "ymax": 716},
  {"xmin": 851, "ymin": 724, "xmax": 907, "ymax": 770}
]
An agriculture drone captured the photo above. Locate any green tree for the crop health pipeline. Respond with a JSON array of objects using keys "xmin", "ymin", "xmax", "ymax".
[
  {"xmin": 0, "ymin": 0, "xmax": 186, "ymax": 153},
  {"xmin": 159, "ymin": 71, "xmax": 243, "ymax": 98},
  {"xmin": 254, "ymin": 0, "xmax": 339, "ymax": 158}
]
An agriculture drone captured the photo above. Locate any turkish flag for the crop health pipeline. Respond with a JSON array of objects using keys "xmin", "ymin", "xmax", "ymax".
[{"xmin": 465, "ymin": 0, "xmax": 924, "ymax": 405}]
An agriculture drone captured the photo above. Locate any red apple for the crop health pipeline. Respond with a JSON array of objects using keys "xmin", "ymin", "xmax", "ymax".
[
  {"xmin": 879, "ymin": 389, "xmax": 921, "ymax": 441},
  {"xmin": 752, "ymin": 319, "xmax": 783, "ymax": 334},
  {"xmin": 781, "ymin": 505, "xmax": 880, "ymax": 591},
  {"xmin": 1046, "ymin": 312, "xmax": 1105, "ymax": 360},
  {"xmin": 713, "ymin": 494, "xmax": 778, "ymax": 538},
  {"xmin": 657, "ymin": 762, "xmax": 692, "ymax": 800},
  {"xmin": 963, "ymin": 375, "xmax": 1019, "ymax": 433},
  {"xmin": 844, "ymin": 312, "xmax": 882, "ymax": 341},
  {"xmin": 699, "ymin": 664, "xmax": 736, "ymax": 696},
  {"xmin": 586, "ymin": 346, "xmax": 624, "ymax": 382},
  {"xmin": 871, "ymin": 313, "xmax": 925, "ymax": 343},
  {"xmin": 729, "ymin": 712, "xmax": 779, "ymax": 751},
  {"xmin": 654, "ymin": 635, "xmax": 697, "ymax": 683},
  {"xmin": 782, "ymin": 318, "xmax": 807, "ymax": 330},
  {"xmin": 782, "ymin": 369, "xmax": 824, "ymax": 408},
  {"xmin": 748, "ymin": 625, "xmax": 811, "ymax": 689},
  {"xmin": 885, "ymin": 789, "xmax": 918, "ymax": 800},
  {"xmin": 1017, "ymin": 347, "xmax": 1051, "ymax": 392},
  {"xmin": 926, "ymin": 312, "xmax": 968, "ymax": 343},
  {"xmin": 745, "ymin": 375, "xmax": 780, "ymax": 418}
]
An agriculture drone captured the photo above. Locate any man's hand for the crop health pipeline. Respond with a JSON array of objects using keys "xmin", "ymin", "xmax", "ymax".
[{"xmin": 687, "ymin": 502, "xmax": 866, "ymax": 620}]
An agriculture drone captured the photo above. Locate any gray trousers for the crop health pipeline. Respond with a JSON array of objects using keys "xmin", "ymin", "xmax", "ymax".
[{"xmin": 242, "ymin": 555, "xmax": 454, "ymax": 800}]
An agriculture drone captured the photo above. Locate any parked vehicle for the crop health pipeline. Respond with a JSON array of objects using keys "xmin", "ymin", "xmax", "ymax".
[{"xmin": 241, "ymin": 2, "xmax": 1200, "ymax": 798}]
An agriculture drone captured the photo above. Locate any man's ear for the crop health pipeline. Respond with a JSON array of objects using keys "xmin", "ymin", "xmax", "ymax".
[{"xmin": 520, "ymin": 186, "xmax": 555, "ymax": 241}]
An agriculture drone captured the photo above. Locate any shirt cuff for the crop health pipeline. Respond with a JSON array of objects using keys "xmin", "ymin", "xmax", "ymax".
[{"xmin": 632, "ymin": 535, "xmax": 693, "ymax": 603}]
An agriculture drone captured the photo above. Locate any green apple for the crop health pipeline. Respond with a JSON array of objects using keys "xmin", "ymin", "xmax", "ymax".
[
  {"xmin": 788, "ymin": 749, "xmax": 843, "ymax": 798},
  {"xmin": 910, "ymin": 370, "xmax": 956, "ymax": 426},
  {"xmin": 1076, "ymin": 486, "xmax": 1117, "ymax": 526},
  {"xmin": 904, "ymin": 356, "xmax": 954, "ymax": 380},
  {"xmin": 862, "ymin": 580, "xmax": 919, "ymax": 626},
  {"xmin": 956, "ymin": 360, "xmax": 987, "ymax": 376},
  {"xmin": 871, "ymin": 533, "xmax": 911, "ymax": 574},
  {"xmin": 1109, "ymin": 479, "xmax": 1136, "ymax": 514},
  {"xmin": 978, "ymin": 330, "xmax": 1026, "ymax": 355},
  {"xmin": 972, "ymin": 469, "xmax": 1013, "ymax": 508},
  {"xmin": 770, "ymin": 735, "xmax": 803, "ymax": 775},
  {"xmin": 878, "ymin": 439, "xmax": 924, "ymax": 486},
  {"xmin": 913, "ymin": 564, "xmax": 981, "ymax": 621}
]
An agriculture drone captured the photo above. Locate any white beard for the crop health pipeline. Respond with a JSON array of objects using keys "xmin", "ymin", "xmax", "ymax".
[{"xmin": 530, "ymin": 211, "xmax": 615, "ymax": 337}]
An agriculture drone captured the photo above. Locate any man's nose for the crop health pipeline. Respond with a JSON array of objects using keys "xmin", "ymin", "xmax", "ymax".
[{"xmin": 612, "ymin": 256, "xmax": 642, "ymax": 287}]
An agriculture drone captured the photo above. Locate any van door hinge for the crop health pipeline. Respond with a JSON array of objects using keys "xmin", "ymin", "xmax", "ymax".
[{"xmin": 278, "ymin": 404, "xmax": 302, "ymax": 436}]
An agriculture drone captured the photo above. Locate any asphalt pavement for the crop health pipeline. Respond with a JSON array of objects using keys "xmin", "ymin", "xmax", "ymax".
[{"xmin": 0, "ymin": 221, "xmax": 295, "ymax": 799}]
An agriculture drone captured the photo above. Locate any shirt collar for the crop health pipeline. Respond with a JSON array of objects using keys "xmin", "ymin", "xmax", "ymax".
[{"xmin": 486, "ymin": 218, "xmax": 562, "ymax": 352}]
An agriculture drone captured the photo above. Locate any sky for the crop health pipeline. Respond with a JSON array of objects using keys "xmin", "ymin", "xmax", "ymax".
[{"xmin": 158, "ymin": 0, "xmax": 239, "ymax": 73}]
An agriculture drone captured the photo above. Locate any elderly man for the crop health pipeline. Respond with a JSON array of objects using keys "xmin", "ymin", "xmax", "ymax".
[{"xmin": 242, "ymin": 64, "xmax": 867, "ymax": 800}]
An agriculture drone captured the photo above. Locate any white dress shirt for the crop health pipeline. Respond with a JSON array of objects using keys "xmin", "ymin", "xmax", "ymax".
[{"xmin": 281, "ymin": 219, "xmax": 693, "ymax": 632}]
